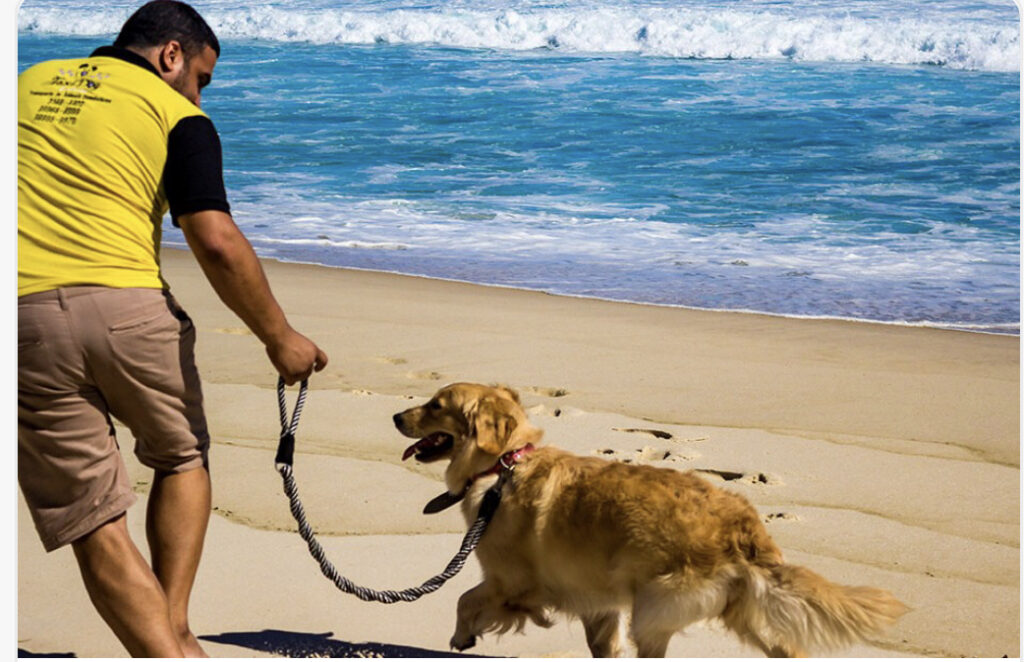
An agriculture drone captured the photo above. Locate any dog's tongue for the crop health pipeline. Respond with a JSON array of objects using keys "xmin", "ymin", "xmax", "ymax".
[
  {"xmin": 401, "ymin": 432, "xmax": 447, "ymax": 461},
  {"xmin": 401, "ymin": 441, "xmax": 420, "ymax": 462}
]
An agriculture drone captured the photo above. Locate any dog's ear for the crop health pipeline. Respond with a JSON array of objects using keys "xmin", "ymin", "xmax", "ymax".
[{"xmin": 467, "ymin": 395, "xmax": 518, "ymax": 455}]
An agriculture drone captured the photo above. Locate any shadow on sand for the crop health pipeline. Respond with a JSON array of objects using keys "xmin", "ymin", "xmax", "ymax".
[
  {"xmin": 18, "ymin": 650, "xmax": 75, "ymax": 658},
  {"xmin": 200, "ymin": 629, "xmax": 489, "ymax": 658}
]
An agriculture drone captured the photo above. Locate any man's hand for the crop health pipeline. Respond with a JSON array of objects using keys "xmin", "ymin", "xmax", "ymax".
[{"xmin": 265, "ymin": 327, "xmax": 328, "ymax": 385}]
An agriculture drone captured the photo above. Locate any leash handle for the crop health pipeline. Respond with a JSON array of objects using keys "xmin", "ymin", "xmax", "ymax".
[{"xmin": 275, "ymin": 377, "xmax": 308, "ymax": 469}]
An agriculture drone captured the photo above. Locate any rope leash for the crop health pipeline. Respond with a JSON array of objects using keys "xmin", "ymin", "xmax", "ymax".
[{"xmin": 274, "ymin": 377, "xmax": 500, "ymax": 603}]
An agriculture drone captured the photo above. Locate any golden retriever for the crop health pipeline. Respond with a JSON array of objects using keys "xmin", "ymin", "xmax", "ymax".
[{"xmin": 393, "ymin": 383, "xmax": 907, "ymax": 657}]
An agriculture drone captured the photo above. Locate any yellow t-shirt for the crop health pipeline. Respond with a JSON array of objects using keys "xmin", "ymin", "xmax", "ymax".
[{"xmin": 18, "ymin": 53, "xmax": 208, "ymax": 296}]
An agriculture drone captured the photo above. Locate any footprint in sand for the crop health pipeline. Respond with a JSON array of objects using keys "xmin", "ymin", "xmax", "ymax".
[
  {"xmin": 694, "ymin": 468, "xmax": 783, "ymax": 486},
  {"xmin": 594, "ymin": 446, "xmax": 697, "ymax": 465},
  {"xmin": 613, "ymin": 427, "xmax": 674, "ymax": 440},
  {"xmin": 613, "ymin": 428, "xmax": 713, "ymax": 445},
  {"xmin": 373, "ymin": 356, "xmax": 408, "ymax": 365},
  {"xmin": 763, "ymin": 512, "xmax": 800, "ymax": 523},
  {"xmin": 595, "ymin": 449, "xmax": 637, "ymax": 464},
  {"xmin": 406, "ymin": 370, "xmax": 444, "ymax": 381},
  {"xmin": 526, "ymin": 404, "xmax": 582, "ymax": 419},
  {"xmin": 524, "ymin": 386, "xmax": 570, "ymax": 398}
]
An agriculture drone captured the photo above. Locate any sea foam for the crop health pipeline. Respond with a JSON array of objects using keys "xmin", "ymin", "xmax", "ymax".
[{"xmin": 17, "ymin": 4, "xmax": 1022, "ymax": 72}]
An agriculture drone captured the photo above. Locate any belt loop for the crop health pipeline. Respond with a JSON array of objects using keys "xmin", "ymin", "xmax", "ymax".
[{"xmin": 57, "ymin": 288, "xmax": 68, "ymax": 311}]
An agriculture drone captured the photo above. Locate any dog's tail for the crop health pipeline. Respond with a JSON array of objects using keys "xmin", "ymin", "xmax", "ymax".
[{"xmin": 727, "ymin": 563, "xmax": 909, "ymax": 656}]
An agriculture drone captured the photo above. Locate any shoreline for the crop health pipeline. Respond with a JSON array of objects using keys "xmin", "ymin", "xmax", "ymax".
[
  {"xmin": 163, "ymin": 246, "xmax": 1019, "ymax": 466},
  {"xmin": 162, "ymin": 242, "xmax": 1021, "ymax": 337},
  {"xmin": 17, "ymin": 246, "xmax": 1019, "ymax": 658}
]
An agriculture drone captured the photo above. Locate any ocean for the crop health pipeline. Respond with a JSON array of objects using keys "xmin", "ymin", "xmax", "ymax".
[{"xmin": 17, "ymin": 0, "xmax": 1022, "ymax": 333}]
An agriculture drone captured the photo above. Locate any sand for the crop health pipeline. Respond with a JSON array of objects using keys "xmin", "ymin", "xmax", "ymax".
[{"xmin": 17, "ymin": 248, "xmax": 1020, "ymax": 658}]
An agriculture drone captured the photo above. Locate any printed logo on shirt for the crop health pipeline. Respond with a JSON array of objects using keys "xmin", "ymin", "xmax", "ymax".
[
  {"xmin": 31, "ymin": 63, "xmax": 113, "ymax": 127},
  {"xmin": 50, "ymin": 63, "xmax": 110, "ymax": 91}
]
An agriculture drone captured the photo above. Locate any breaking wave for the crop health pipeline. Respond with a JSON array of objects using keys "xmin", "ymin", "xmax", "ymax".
[{"xmin": 17, "ymin": 4, "xmax": 1022, "ymax": 72}]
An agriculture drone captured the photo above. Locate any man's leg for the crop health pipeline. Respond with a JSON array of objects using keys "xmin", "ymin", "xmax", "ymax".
[
  {"xmin": 79, "ymin": 288, "xmax": 212, "ymax": 656},
  {"xmin": 71, "ymin": 515, "xmax": 184, "ymax": 657},
  {"xmin": 147, "ymin": 465, "xmax": 212, "ymax": 658},
  {"xmin": 21, "ymin": 289, "xmax": 181, "ymax": 656}
]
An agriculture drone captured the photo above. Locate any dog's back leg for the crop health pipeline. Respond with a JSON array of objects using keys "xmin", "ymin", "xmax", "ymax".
[
  {"xmin": 721, "ymin": 603, "xmax": 806, "ymax": 658},
  {"xmin": 628, "ymin": 590, "xmax": 689, "ymax": 657},
  {"xmin": 582, "ymin": 611, "xmax": 622, "ymax": 658},
  {"xmin": 630, "ymin": 577, "xmax": 733, "ymax": 657},
  {"xmin": 720, "ymin": 572, "xmax": 811, "ymax": 657},
  {"xmin": 631, "ymin": 629, "xmax": 674, "ymax": 658},
  {"xmin": 629, "ymin": 588, "xmax": 674, "ymax": 657}
]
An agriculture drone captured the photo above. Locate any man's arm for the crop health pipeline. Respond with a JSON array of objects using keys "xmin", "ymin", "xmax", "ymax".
[{"xmin": 177, "ymin": 209, "xmax": 327, "ymax": 384}]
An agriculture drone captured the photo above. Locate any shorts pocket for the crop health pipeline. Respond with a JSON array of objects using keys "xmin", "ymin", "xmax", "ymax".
[
  {"xmin": 108, "ymin": 297, "xmax": 176, "ymax": 335},
  {"xmin": 105, "ymin": 293, "xmax": 186, "ymax": 386}
]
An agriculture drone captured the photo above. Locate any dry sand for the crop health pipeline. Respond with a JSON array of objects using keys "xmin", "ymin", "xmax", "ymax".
[{"xmin": 17, "ymin": 248, "xmax": 1020, "ymax": 658}]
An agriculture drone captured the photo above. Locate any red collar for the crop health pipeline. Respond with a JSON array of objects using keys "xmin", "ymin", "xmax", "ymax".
[{"xmin": 470, "ymin": 443, "xmax": 535, "ymax": 486}]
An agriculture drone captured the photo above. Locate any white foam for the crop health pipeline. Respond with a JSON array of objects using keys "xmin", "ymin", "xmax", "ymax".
[
  {"xmin": 17, "ymin": 3, "xmax": 1021, "ymax": 72},
  {"xmin": 224, "ymin": 192, "xmax": 1018, "ymax": 286},
  {"xmin": 161, "ymin": 232, "xmax": 1021, "ymax": 335}
]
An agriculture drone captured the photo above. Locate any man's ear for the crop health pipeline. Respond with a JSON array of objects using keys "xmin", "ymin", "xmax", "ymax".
[
  {"xmin": 467, "ymin": 395, "xmax": 518, "ymax": 456},
  {"xmin": 157, "ymin": 40, "xmax": 186, "ymax": 77}
]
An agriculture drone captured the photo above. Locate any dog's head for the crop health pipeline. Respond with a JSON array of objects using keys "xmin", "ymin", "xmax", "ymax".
[{"xmin": 394, "ymin": 383, "xmax": 541, "ymax": 495}]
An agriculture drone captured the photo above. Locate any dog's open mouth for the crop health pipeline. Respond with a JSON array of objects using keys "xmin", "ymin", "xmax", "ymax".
[{"xmin": 401, "ymin": 432, "xmax": 454, "ymax": 462}]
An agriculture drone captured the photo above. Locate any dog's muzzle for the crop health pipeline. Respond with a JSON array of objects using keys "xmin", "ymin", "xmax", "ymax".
[{"xmin": 400, "ymin": 431, "xmax": 455, "ymax": 462}]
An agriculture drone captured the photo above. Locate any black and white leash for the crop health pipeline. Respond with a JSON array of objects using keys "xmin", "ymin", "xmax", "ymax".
[{"xmin": 274, "ymin": 377, "xmax": 501, "ymax": 603}]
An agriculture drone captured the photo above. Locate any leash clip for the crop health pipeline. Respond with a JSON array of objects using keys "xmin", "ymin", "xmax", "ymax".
[{"xmin": 497, "ymin": 443, "xmax": 534, "ymax": 474}]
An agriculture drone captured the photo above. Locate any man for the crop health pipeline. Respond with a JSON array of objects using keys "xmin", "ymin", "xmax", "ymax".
[{"xmin": 18, "ymin": 1, "xmax": 327, "ymax": 656}]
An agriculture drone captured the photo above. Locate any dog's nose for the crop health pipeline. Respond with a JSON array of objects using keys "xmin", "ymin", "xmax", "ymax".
[{"xmin": 392, "ymin": 413, "xmax": 403, "ymax": 428}]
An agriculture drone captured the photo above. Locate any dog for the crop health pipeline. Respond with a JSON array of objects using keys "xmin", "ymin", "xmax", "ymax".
[{"xmin": 393, "ymin": 383, "xmax": 908, "ymax": 657}]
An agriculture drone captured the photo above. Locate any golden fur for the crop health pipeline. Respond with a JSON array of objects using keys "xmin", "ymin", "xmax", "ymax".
[{"xmin": 394, "ymin": 383, "xmax": 908, "ymax": 657}]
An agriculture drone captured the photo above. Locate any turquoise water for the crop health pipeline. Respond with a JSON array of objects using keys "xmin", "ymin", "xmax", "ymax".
[{"xmin": 18, "ymin": 1, "xmax": 1021, "ymax": 332}]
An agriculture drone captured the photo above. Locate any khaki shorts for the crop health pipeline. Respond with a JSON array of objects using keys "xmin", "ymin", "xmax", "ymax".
[{"xmin": 18, "ymin": 287, "xmax": 210, "ymax": 552}]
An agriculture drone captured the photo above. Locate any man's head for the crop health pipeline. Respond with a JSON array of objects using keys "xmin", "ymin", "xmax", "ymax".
[{"xmin": 114, "ymin": 1, "xmax": 220, "ymax": 107}]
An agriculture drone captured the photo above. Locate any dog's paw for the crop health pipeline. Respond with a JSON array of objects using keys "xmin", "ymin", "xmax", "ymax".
[{"xmin": 450, "ymin": 634, "xmax": 477, "ymax": 652}]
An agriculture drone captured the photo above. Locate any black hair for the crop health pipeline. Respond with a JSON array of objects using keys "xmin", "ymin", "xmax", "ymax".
[{"xmin": 114, "ymin": 1, "xmax": 220, "ymax": 58}]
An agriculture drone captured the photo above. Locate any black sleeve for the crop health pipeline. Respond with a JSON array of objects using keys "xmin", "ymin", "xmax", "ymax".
[{"xmin": 164, "ymin": 115, "xmax": 231, "ymax": 226}]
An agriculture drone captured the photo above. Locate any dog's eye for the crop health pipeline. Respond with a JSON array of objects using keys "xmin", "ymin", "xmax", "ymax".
[{"xmin": 428, "ymin": 401, "xmax": 442, "ymax": 411}]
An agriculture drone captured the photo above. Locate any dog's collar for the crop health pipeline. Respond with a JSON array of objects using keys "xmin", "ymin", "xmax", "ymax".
[
  {"xmin": 470, "ymin": 443, "xmax": 535, "ymax": 485},
  {"xmin": 422, "ymin": 444, "xmax": 536, "ymax": 515}
]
